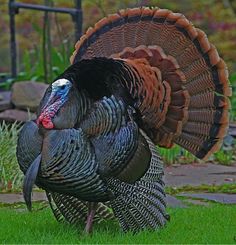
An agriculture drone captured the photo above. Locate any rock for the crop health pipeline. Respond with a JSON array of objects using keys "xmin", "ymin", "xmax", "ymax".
[
  {"xmin": 11, "ymin": 81, "xmax": 48, "ymax": 112},
  {"xmin": 0, "ymin": 91, "xmax": 13, "ymax": 111},
  {"xmin": 0, "ymin": 109, "xmax": 36, "ymax": 123}
]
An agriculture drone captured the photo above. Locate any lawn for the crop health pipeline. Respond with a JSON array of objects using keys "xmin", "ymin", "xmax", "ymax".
[{"xmin": 0, "ymin": 204, "xmax": 235, "ymax": 244}]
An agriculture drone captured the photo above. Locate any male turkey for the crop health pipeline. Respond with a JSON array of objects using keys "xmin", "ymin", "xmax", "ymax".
[{"xmin": 17, "ymin": 7, "xmax": 231, "ymax": 233}]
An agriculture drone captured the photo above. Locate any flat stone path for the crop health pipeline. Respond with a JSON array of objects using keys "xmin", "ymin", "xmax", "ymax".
[
  {"xmin": 0, "ymin": 192, "xmax": 47, "ymax": 204},
  {"xmin": 178, "ymin": 193, "xmax": 236, "ymax": 204},
  {"xmin": 166, "ymin": 195, "xmax": 187, "ymax": 208},
  {"xmin": 0, "ymin": 192, "xmax": 188, "ymax": 208},
  {"xmin": 164, "ymin": 163, "xmax": 236, "ymax": 187},
  {"xmin": 0, "ymin": 164, "xmax": 236, "ymax": 208},
  {"xmin": 1, "ymin": 192, "xmax": 235, "ymax": 208}
]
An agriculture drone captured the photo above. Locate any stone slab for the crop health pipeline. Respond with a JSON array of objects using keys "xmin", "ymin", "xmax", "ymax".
[
  {"xmin": 0, "ymin": 109, "xmax": 36, "ymax": 122},
  {"xmin": 0, "ymin": 91, "xmax": 12, "ymax": 111},
  {"xmin": 0, "ymin": 192, "xmax": 47, "ymax": 204},
  {"xmin": 178, "ymin": 193, "xmax": 236, "ymax": 204},
  {"xmin": 166, "ymin": 194, "xmax": 187, "ymax": 208},
  {"xmin": 164, "ymin": 163, "xmax": 236, "ymax": 187},
  {"xmin": 184, "ymin": 199, "xmax": 210, "ymax": 206}
]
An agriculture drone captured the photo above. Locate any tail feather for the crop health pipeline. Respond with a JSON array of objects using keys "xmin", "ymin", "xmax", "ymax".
[
  {"xmin": 135, "ymin": 8, "xmax": 155, "ymax": 46},
  {"xmin": 110, "ymin": 200, "xmax": 132, "ymax": 232},
  {"xmin": 46, "ymin": 191, "xmax": 88, "ymax": 224},
  {"xmin": 188, "ymin": 109, "xmax": 228, "ymax": 124},
  {"xmin": 108, "ymin": 178, "xmax": 167, "ymax": 232},
  {"xmin": 149, "ymin": 9, "xmax": 173, "ymax": 47},
  {"xmin": 121, "ymin": 190, "xmax": 164, "ymax": 230},
  {"xmin": 119, "ymin": 9, "xmax": 137, "ymax": 48},
  {"xmin": 174, "ymin": 131, "xmax": 223, "ymax": 159},
  {"xmin": 107, "ymin": 130, "xmax": 168, "ymax": 232},
  {"xmin": 46, "ymin": 192, "xmax": 114, "ymax": 225},
  {"xmin": 189, "ymin": 90, "xmax": 230, "ymax": 109}
]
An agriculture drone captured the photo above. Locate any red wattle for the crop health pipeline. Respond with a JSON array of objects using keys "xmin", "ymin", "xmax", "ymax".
[
  {"xmin": 37, "ymin": 99, "xmax": 61, "ymax": 129},
  {"xmin": 42, "ymin": 118, "xmax": 54, "ymax": 129},
  {"xmin": 37, "ymin": 113, "xmax": 54, "ymax": 129}
]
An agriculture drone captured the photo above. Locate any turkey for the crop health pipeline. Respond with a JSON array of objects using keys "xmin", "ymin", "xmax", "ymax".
[{"xmin": 17, "ymin": 7, "xmax": 231, "ymax": 233}]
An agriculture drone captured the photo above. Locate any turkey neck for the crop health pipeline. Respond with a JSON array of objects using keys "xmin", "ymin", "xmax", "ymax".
[
  {"xmin": 52, "ymin": 89, "xmax": 92, "ymax": 129},
  {"xmin": 38, "ymin": 85, "xmax": 93, "ymax": 130}
]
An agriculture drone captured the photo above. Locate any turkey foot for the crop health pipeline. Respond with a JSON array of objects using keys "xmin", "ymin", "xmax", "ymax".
[{"xmin": 84, "ymin": 202, "xmax": 98, "ymax": 234}]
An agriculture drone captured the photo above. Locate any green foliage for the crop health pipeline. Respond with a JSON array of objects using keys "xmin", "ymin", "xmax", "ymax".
[
  {"xmin": 214, "ymin": 150, "xmax": 234, "ymax": 165},
  {"xmin": 0, "ymin": 204, "xmax": 236, "ymax": 244},
  {"xmin": 0, "ymin": 19, "xmax": 73, "ymax": 89},
  {"xmin": 161, "ymin": 145, "xmax": 236, "ymax": 165},
  {"xmin": 159, "ymin": 145, "xmax": 196, "ymax": 165},
  {"xmin": 0, "ymin": 122, "xmax": 23, "ymax": 192},
  {"xmin": 16, "ymin": 44, "xmax": 71, "ymax": 82}
]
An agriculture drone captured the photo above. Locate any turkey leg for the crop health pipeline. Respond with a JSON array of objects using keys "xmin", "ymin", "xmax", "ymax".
[{"xmin": 85, "ymin": 202, "xmax": 98, "ymax": 234}]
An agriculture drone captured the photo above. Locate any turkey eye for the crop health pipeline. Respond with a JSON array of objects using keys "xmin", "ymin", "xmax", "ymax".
[{"xmin": 60, "ymin": 85, "xmax": 66, "ymax": 90}]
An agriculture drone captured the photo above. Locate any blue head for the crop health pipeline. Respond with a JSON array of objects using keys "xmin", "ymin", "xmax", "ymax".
[
  {"xmin": 37, "ymin": 79, "xmax": 75, "ymax": 129},
  {"xmin": 50, "ymin": 79, "xmax": 72, "ymax": 103}
]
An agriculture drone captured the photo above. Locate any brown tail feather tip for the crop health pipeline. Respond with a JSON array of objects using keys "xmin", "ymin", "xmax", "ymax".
[
  {"xmin": 196, "ymin": 29, "xmax": 211, "ymax": 53},
  {"xmin": 197, "ymin": 121, "xmax": 229, "ymax": 160},
  {"xmin": 198, "ymin": 138, "xmax": 224, "ymax": 160}
]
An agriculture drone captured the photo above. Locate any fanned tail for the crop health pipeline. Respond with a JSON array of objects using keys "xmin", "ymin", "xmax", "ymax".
[{"xmin": 70, "ymin": 7, "xmax": 231, "ymax": 159}]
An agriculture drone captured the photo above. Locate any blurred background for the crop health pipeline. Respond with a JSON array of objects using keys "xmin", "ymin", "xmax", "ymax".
[{"xmin": 0, "ymin": 0, "xmax": 236, "ymax": 82}]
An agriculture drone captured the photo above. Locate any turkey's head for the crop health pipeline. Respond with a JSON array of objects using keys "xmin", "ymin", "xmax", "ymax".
[{"xmin": 37, "ymin": 78, "xmax": 80, "ymax": 129}]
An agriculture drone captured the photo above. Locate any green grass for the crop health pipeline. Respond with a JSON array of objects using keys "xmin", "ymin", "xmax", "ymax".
[
  {"xmin": 0, "ymin": 204, "xmax": 236, "ymax": 244},
  {"xmin": 0, "ymin": 122, "xmax": 23, "ymax": 191}
]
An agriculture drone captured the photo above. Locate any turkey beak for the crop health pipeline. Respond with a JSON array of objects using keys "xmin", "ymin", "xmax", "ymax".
[
  {"xmin": 23, "ymin": 154, "xmax": 41, "ymax": 211},
  {"xmin": 42, "ymin": 91, "xmax": 59, "ymax": 111}
]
